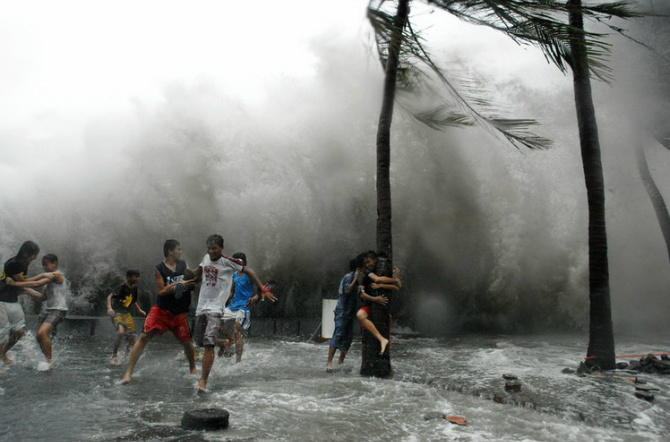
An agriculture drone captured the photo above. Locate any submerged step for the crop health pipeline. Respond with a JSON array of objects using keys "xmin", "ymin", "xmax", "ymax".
[{"xmin": 181, "ymin": 408, "xmax": 229, "ymax": 431}]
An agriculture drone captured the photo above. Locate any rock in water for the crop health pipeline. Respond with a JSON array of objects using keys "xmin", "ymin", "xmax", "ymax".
[
  {"xmin": 628, "ymin": 360, "xmax": 642, "ymax": 371},
  {"xmin": 576, "ymin": 362, "xmax": 590, "ymax": 375},
  {"xmin": 502, "ymin": 374, "xmax": 518, "ymax": 381},
  {"xmin": 423, "ymin": 412, "xmax": 446, "ymax": 421},
  {"xmin": 181, "ymin": 408, "xmax": 229, "ymax": 431},
  {"xmin": 505, "ymin": 380, "xmax": 522, "ymax": 392},
  {"xmin": 635, "ymin": 390, "xmax": 654, "ymax": 402}
]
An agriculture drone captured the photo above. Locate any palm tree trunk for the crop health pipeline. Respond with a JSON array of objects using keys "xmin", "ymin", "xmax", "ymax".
[
  {"xmin": 376, "ymin": 0, "xmax": 409, "ymax": 261},
  {"xmin": 636, "ymin": 142, "xmax": 670, "ymax": 264},
  {"xmin": 361, "ymin": 0, "xmax": 410, "ymax": 378},
  {"xmin": 567, "ymin": 0, "xmax": 615, "ymax": 370}
]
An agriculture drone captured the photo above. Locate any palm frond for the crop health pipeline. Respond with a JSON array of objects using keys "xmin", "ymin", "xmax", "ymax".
[
  {"xmin": 409, "ymin": 105, "xmax": 476, "ymax": 130},
  {"xmin": 376, "ymin": 2, "xmax": 553, "ymax": 150},
  {"xmin": 582, "ymin": 1, "xmax": 640, "ymax": 19},
  {"xmin": 425, "ymin": 0, "xmax": 639, "ymax": 82},
  {"xmin": 368, "ymin": 0, "xmax": 640, "ymax": 150}
]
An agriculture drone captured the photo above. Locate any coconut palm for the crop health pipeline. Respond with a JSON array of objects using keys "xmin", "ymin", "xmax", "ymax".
[
  {"xmin": 360, "ymin": 0, "xmax": 410, "ymax": 377},
  {"xmin": 565, "ymin": 0, "xmax": 614, "ymax": 370}
]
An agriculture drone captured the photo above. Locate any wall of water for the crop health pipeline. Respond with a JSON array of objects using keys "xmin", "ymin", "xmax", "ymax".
[{"xmin": 0, "ymin": 0, "xmax": 668, "ymax": 335}]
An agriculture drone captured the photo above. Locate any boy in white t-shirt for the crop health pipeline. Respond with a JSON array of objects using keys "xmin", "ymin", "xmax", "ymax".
[{"xmin": 190, "ymin": 234, "xmax": 275, "ymax": 392}]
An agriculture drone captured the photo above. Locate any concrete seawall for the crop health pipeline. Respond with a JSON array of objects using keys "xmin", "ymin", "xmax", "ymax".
[{"xmin": 24, "ymin": 315, "xmax": 337, "ymax": 339}]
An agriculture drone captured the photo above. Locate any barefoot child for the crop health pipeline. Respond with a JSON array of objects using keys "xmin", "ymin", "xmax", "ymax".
[
  {"xmin": 33, "ymin": 254, "xmax": 68, "ymax": 368},
  {"xmin": 107, "ymin": 269, "xmax": 146, "ymax": 366},
  {"xmin": 356, "ymin": 251, "xmax": 401, "ymax": 357},
  {"xmin": 325, "ymin": 256, "xmax": 361, "ymax": 372},
  {"xmin": 217, "ymin": 252, "xmax": 266, "ymax": 364},
  {"xmin": 120, "ymin": 240, "xmax": 198, "ymax": 384},
  {"xmin": 191, "ymin": 235, "xmax": 275, "ymax": 392}
]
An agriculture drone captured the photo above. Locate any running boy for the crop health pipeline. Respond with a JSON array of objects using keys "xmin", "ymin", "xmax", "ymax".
[
  {"xmin": 107, "ymin": 269, "xmax": 146, "ymax": 366},
  {"xmin": 217, "ymin": 252, "xmax": 265, "ymax": 363},
  {"xmin": 356, "ymin": 251, "xmax": 401, "ymax": 356},
  {"xmin": 120, "ymin": 240, "xmax": 198, "ymax": 384},
  {"xmin": 191, "ymin": 235, "xmax": 275, "ymax": 392}
]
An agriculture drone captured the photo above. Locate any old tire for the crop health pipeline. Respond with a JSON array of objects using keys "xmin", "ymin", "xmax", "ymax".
[{"xmin": 181, "ymin": 408, "xmax": 229, "ymax": 431}]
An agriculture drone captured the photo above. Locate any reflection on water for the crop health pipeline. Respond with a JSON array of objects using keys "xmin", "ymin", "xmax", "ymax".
[{"xmin": 1, "ymin": 324, "xmax": 668, "ymax": 442}]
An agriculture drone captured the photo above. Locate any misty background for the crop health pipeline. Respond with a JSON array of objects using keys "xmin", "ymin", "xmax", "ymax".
[{"xmin": 0, "ymin": 0, "xmax": 668, "ymax": 335}]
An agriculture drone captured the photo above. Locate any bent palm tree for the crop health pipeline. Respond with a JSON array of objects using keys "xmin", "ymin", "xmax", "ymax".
[
  {"xmin": 636, "ymin": 136, "xmax": 670, "ymax": 265},
  {"xmin": 360, "ymin": 0, "xmax": 410, "ymax": 378}
]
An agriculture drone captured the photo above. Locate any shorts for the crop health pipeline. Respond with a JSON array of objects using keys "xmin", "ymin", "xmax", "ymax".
[
  {"xmin": 144, "ymin": 305, "xmax": 191, "ymax": 342},
  {"xmin": 111, "ymin": 312, "xmax": 136, "ymax": 334},
  {"xmin": 358, "ymin": 306, "xmax": 393, "ymax": 345},
  {"xmin": 330, "ymin": 311, "xmax": 354, "ymax": 352},
  {"xmin": 358, "ymin": 306, "xmax": 371, "ymax": 317},
  {"xmin": 38, "ymin": 310, "xmax": 67, "ymax": 328},
  {"xmin": 193, "ymin": 313, "xmax": 221, "ymax": 347},
  {"xmin": 358, "ymin": 306, "xmax": 371, "ymax": 331},
  {"xmin": 0, "ymin": 302, "xmax": 26, "ymax": 345},
  {"xmin": 222, "ymin": 307, "xmax": 251, "ymax": 330}
]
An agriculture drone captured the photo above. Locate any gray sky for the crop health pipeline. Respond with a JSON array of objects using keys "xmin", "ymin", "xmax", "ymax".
[
  {"xmin": 0, "ymin": 0, "xmax": 361, "ymax": 124},
  {"xmin": 0, "ymin": 0, "xmax": 564, "ymax": 129}
]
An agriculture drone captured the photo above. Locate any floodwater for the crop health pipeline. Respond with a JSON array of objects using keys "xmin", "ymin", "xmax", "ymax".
[{"xmin": 0, "ymin": 320, "xmax": 668, "ymax": 442}]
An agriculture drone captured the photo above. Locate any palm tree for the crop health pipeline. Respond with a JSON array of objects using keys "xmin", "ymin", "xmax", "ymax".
[
  {"xmin": 359, "ymin": 0, "xmax": 410, "ymax": 378},
  {"xmin": 566, "ymin": 0, "xmax": 615, "ymax": 370},
  {"xmin": 631, "ymin": 0, "xmax": 670, "ymax": 269},
  {"xmin": 636, "ymin": 137, "xmax": 670, "ymax": 265},
  {"xmin": 375, "ymin": 0, "xmax": 410, "ymax": 263},
  {"xmin": 364, "ymin": 0, "xmax": 637, "ymax": 375}
]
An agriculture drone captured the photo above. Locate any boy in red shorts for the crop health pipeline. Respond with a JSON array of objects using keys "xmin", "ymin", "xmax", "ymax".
[
  {"xmin": 120, "ymin": 240, "xmax": 197, "ymax": 384},
  {"xmin": 356, "ymin": 251, "xmax": 401, "ymax": 356}
]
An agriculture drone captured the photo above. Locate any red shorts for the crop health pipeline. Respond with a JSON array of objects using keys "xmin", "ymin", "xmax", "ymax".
[
  {"xmin": 358, "ymin": 306, "xmax": 392, "ymax": 345},
  {"xmin": 358, "ymin": 306, "xmax": 371, "ymax": 330},
  {"xmin": 144, "ymin": 305, "xmax": 191, "ymax": 342}
]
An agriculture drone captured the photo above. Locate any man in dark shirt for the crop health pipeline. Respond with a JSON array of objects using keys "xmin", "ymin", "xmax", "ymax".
[
  {"xmin": 355, "ymin": 251, "xmax": 401, "ymax": 357},
  {"xmin": 0, "ymin": 241, "xmax": 52, "ymax": 365},
  {"xmin": 121, "ymin": 239, "xmax": 198, "ymax": 384}
]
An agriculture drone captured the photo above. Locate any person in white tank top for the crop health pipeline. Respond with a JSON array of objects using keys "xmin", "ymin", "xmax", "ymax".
[{"xmin": 33, "ymin": 254, "xmax": 67, "ymax": 368}]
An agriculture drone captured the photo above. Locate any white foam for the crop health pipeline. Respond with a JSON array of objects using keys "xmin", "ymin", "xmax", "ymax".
[{"xmin": 36, "ymin": 361, "xmax": 51, "ymax": 372}]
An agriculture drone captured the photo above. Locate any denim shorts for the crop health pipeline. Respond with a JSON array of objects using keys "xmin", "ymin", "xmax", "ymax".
[{"xmin": 329, "ymin": 311, "xmax": 354, "ymax": 351}]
